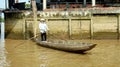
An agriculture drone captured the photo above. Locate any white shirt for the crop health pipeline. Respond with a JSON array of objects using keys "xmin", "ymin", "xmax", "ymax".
[{"xmin": 39, "ymin": 22, "xmax": 49, "ymax": 33}]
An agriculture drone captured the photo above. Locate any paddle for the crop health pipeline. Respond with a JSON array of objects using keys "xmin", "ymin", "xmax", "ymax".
[{"xmin": 14, "ymin": 33, "xmax": 40, "ymax": 48}]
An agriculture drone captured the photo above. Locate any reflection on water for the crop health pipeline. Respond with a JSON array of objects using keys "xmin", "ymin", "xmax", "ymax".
[
  {"xmin": 5, "ymin": 39, "xmax": 120, "ymax": 67},
  {"xmin": 0, "ymin": 41, "xmax": 9, "ymax": 67}
]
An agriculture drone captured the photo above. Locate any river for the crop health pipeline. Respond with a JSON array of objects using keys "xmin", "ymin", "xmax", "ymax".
[{"xmin": 1, "ymin": 39, "xmax": 120, "ymax": 67}]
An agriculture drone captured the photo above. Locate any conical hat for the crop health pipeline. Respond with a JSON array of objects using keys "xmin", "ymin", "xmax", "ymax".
[{"xmin": 40, "ymin": 18, "xmax": 45, "ymax": 21}]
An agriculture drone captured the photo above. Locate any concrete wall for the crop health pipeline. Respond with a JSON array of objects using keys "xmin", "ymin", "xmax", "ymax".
[
  {"xmin": 5, "ymin": 13, "xmax": 120, "ymax": 40},
  {"xmin": 5, "ymin": 18, "xmax": 25, "ymax": 39},
  {"xmin": 93, "ymin": 15, "xmax": 118, "ymax": 39}
]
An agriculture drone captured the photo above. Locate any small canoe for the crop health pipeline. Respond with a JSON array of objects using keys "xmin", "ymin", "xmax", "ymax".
[{"xmin": 36, "ymin": 40, "xmax": 96, "ymax": 53}]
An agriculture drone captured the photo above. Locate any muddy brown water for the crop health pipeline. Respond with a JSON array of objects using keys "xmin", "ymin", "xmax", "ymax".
[{"xmin": 2, "ymin": 39, "xmax": 120, "ymax": 67}]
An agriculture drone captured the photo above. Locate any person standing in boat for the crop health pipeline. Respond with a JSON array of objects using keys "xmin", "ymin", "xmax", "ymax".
[{"xmin": 39, "ymin": 18, "xmax": 49, "ymax": 41}]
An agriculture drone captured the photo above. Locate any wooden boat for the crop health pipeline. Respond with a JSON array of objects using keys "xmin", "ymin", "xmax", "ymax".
[{"xmin": 35, "ymin": 40, "xmax": 97, "ymax": 53}]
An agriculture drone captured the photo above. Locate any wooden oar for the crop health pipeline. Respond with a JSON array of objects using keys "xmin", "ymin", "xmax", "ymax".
[{"xmin": 14, "ymin": 33, "xmax": 40, "ymax": 48}]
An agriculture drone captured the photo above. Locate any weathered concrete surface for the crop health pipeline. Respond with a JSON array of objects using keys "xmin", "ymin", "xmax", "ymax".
[
  {"xmin": 5, "ymin": 18, "xmax": 25, "ymax": 39},
  {"xmin": 4, "ymin": 11, "xmax": 120, "ymax": 39}
]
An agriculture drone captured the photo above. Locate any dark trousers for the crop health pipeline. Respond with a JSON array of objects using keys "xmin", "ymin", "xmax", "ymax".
[{"xmin": 41, "ymin": 32, "xmax": 47, "ymax": 41}]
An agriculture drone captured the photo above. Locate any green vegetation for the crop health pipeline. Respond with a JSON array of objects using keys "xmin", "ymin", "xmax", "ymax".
[
  {"xmin": 0, "ymin": 17, "xmax": 4, "ymax": 22},
  {"xmin": 25, "ymin": 4, "xmax": 31, "ymax": 8}
]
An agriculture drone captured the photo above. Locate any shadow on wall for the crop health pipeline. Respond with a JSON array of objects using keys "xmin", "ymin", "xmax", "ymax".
[{"xmin": 5, "ymin": 19, "xmax": 18, "ymax": 39}]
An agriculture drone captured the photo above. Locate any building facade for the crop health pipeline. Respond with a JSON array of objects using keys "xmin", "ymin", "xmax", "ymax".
[
  {"xmin": 35, "ymin": 0, "xmax": 120, "ymax": 10},
  {"xmin": 8, "ymin": 0, "xmax": 120, "ymax": 10}
]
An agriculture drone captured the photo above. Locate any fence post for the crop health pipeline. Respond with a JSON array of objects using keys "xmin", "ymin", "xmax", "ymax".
[
  {"xmin": 24, "ymin": 19, "xmax": 27, "ymax": 39},
  {"xmin": 68, "ymin": 19, "xmax": 72, "ymax": 39},
  {"xmin": 79, "ymin": 18, "xmax": 82, "ymax": 39},
  {"xmin": 90, "ymin": 16, "xmax": 93, "ymax": 39},
  {"xmin": 31, "ymin": 0, "xmax": 37, "ymax": 38},
  {"xmin": 117, "ymin": 14, "xmax": 120, "ymax": 39}
]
